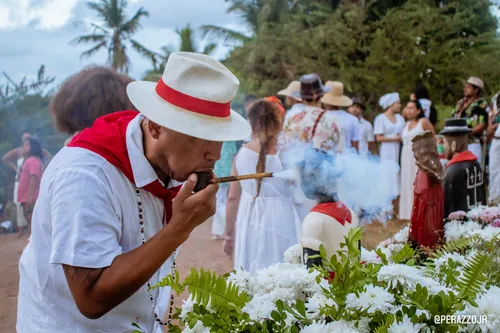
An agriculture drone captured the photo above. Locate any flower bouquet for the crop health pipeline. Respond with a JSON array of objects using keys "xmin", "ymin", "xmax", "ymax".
[{"xmin": 143, "ymin": 208, "xmax": 500, "ymax": 333}]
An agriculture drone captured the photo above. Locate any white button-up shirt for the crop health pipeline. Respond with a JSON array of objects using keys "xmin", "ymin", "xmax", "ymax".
[
  {"xmin": 358, "ymin": 117, "xmax": 375, "ymax": 155},
  {"xmin": 17, "ymin": 114, "xmax": 178, "ymax": 333}
]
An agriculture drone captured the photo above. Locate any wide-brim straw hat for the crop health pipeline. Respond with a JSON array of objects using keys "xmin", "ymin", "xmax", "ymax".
[
  {"xmin": 439, "ymin": 118, "xmax": 472, "ymax": 136},
  {"xmin": 278, "ymin": 81, "xmax": 302, "ymax": 101},
  {"xmin": 127, "ymin": 52, "xmax": 251, "ymax": 141},
  {"xmin": 321, "ymin": 81, "xmax": 353, "ymax": 107},
  {"xmin": 464, "ymin": 76, "xmax": 484, "ymax": 90}
]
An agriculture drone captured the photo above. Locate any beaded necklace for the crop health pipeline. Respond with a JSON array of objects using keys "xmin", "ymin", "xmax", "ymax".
[{"xmin": 135, "ymin": 187, "xmax": 176, "ymax": 327}]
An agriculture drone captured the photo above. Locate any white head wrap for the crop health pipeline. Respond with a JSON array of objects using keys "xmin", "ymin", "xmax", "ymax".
[
  {"xmin": 418, "ymin": 98, "xmax": 432, "ymax": 119},
  {"xmin": 492, "ymin": 93, "xmax": 499, "ymax": 115},
  {"xmin": 378, "ymin": 92, "xmax": 400, "ymax": 110}
]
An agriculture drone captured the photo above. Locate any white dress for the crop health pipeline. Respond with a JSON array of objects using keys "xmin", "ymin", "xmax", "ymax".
[
  {"xmin": 489, "ymin": 125, "xmax": 500, "ymax": 203},
  {"xmin": 374, "ymin": 113, "xmax": 405, "ymax": 194},
  {"xmin": 234, "ymin": 147, "xmax": 301, "ymax": 274},
  {"xmin": 398, "ymin": 119, "xmax": 424, "ymax": 220}
]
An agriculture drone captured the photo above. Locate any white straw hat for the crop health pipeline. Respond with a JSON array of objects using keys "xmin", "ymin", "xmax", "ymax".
[
  {"xmin": 321, "ymin": 81, "xmax": 353, "ymax": 107},
  {"xmin": 127, "ymin": 52, "xmax": 251, "ymax": 141},
  {"xmin": 278, "ymin": 81, "xmax": 302, "ymax": 101},
  {"xmin": 465, "ymin": 77, "xmax": 484, "ymax": 90}
]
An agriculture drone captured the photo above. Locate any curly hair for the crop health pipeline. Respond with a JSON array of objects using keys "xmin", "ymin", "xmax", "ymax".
[
  {"xmin": 247, "ymin": 99, "xmax": 284, "ymax": 198},
  {"xmin": 49, "ymin": 66, "xmax": 135, "ymax": 134}
]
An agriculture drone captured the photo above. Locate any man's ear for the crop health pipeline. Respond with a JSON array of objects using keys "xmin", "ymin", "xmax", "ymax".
[{"xmin": 147, "ymin": 120, "xmax": 162, "ymax": 139}]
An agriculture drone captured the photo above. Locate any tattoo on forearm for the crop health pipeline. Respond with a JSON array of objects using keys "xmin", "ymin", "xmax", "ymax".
[{"xmin": 62, "ymin": 265, "xmax": 104, "ymax": 291}]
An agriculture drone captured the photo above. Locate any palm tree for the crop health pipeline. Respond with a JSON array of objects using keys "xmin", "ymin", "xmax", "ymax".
[
  {"xmin": 201, "ymin": 0, "xmax": 293, "ymax": 45},
  {"xmin": 142, "ymin": 24, "xmax": 217, "ymax": 81},
  {"xmin": 71, "ymin": 0, "xmax": 156, "ymax": 73}
]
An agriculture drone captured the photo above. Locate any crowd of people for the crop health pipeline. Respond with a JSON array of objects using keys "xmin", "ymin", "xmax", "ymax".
[
  {"xmin": 0, "ymin": 51, "xmax": 497, "ymax": 332},
  {"xmin": 212, "ymin": 73, "xmax": 500, "ymax": 274}
]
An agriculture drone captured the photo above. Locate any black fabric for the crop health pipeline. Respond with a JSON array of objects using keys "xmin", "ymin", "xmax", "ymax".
[
  {"xmin": 303, "ymin": 247, "xmax": 322, "ymax": 269},
  {"xmin": 443, "ymin": 160, "xmax": 486, "ymax": 218}
]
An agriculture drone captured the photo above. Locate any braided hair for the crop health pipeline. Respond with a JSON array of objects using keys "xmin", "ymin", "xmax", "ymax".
[{"xmin": 247, "ymin": 99, "xmax": 284, "ymax": 198}]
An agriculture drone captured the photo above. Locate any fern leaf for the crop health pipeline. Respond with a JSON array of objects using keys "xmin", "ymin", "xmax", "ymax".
[
  {"xmin": 457, "ymin": 251, "xmax": 491, "ymax": 300},
  {"xmin": 425, "ymin": 236, "xmax": 478, "ymax": 274},
  {"xmin": 184, "ymin": 268, "xmax": 249, "ymax": 311}
]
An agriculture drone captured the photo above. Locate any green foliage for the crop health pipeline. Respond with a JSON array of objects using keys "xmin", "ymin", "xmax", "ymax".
[
  {"xmin": 225, "ymin": 0, "xmax": 500, "ymax": 108},
  {"xmin": 456, "ymin": 236, "xmax": 499, "ymax": 301},
  {"xmin": 71, "ymin": 0, "xmax": 155, "ymax": 73}
]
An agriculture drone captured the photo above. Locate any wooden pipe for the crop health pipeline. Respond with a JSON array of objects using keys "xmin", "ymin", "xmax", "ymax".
[{"xmin": 210, "ymin": 172, "xmax": 274, "ymax": 184}]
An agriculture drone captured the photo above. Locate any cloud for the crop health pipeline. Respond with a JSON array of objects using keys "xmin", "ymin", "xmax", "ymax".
[
  {"xmin": 0, "ymin": 0, "xmax": 246, "ymax": 86},
  {"xmin": 0, "ymin": 0, "xmax": 79, "ymax": 30}
]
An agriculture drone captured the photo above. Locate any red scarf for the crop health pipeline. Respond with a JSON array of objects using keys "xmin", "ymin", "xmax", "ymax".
[
  {"xmin": 446, "ymin": 151, "xmax": 477, "ymax": 168},
  {"xmin": 67, "ymin": 110, "xmax": 181, "ymax": 224},
  {"xmin": 310, "ymin": 202, "xmax": 352, "ymax": 226}
]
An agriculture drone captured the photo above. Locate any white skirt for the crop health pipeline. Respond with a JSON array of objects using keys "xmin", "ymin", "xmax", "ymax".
[{"xmin": 234, "ymin": 192, "xmax": 301, "ymax": 274}]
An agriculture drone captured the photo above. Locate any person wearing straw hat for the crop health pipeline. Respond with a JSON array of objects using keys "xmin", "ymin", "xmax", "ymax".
[
  {"xmin": 281, "ymin": 73, "xmax": 343, "ymax": 221},
  {"xmin": 441, "ymin": 118, "xmax": 486, "ymax": 218},
  {"xmin": 452, "ymin": 76, "xmax": 490, "ymax": 164},
  {"xmin": 278, "ymin": 80, "xmax": 304, "ymax": 124},
  {"xmin": 321, "ymin": 81, "xmax": 360, "ymax": 151},
  {"xmin": 17, "ymin": 52, "xmax": 251, "ymax": 333}
]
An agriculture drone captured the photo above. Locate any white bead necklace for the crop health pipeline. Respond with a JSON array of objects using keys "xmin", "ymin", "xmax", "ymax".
[{"xmin": 135, "ymin": 187, "xmax": 176, "ymax": 327}]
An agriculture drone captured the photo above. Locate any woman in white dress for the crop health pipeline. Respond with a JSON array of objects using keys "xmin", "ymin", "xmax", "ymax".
[
  {"xmin": 398, "ymin": 100, "xmax": 435, "ymax": 220},
  {"xmin": 223, "ymin": 99, "xmax": 301, "ymax": 274},
  {"xmin": 488, "ymin": 93, "xmax": 500, "ymax": 204},
  {"xmin": 374, "ymin": 93, "xmax": 405, "ymax": 196}
]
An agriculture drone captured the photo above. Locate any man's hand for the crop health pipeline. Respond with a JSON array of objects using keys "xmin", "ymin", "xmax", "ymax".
[{"xmin": 170, "ymin": 173, "xmax": 218, "ymax": 235}]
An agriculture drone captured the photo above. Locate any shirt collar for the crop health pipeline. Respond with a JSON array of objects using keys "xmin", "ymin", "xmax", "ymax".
[{"xmin": 125, "ymin": 114, "xmax": 181, "ymax": 189}]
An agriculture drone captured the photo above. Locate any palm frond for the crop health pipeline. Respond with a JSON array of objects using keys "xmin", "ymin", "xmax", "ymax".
[
  {"xmin": 120, "ymin": 7, "xmax": 149, "ymax": 35},
  {"xmin": 130, "ymin": 39, "xmax": 157, "ymax": 59},
  {"xmin": 200, "ymin": 25, "xmax": 250, "ymax": 44},
  {"xmin": 80, "ymin": 40, "xmax": 107, "ymax": 59},
  {"xmin": 202, "ymin": 43, "xmax": 217, "ymax": 55},
  {"xmin": 70, "ymin": 34, "xmax": 107, "ymax": 45}
]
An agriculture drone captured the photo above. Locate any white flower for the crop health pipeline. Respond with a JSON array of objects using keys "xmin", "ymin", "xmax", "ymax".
[
  {"xmin": 182, "ymin": 321, "xmax": 210, "ymax": 333},
  {"xmin": 283, "ymin": 244, "xmax": 303, "ymax": 264},
  {"xmin": 426, "ymin": 68, "xmax": 432, "ymax": 74},
  {"xmin": 301, "ymin": 321, "xmax": 329, "ymax": 333},
  {"xmin": 361, "ymin": 248, "xmax": 382, "ymax": 264},
  {"xmin": 393, "ymin": 226, "xmax": 410, "ymax": 243},
  {"xmin": 457, "ymin": 286, "xmax": 500, "ymax": 332},
  {"xmin": 325, "ymin": 319, "xmax": 359, "ymax": 333},
  {"xmin": 378, "ymin": 264, "xmax": 423, "ymax": 289},
  {"xmin": 388, "ymin": 315, "xmax": 425, "ymax": 333},
  {"xmin": 179, "ymin": 295, "xmax": 196, "ymax": 321},
  {"xmin": 434, "ymin": 253, "xmax": 467, "ymax": 273},
  {"xmin": 306, "ymin": 293, "xmax": 337, "ymax": 320},
  {"xmin": 471, "ymin": 226, "xmax": 500, "ymax": 242},
  {"xmin": 242, "ymin": 294, "xmax": 277, "ymax": 322},
  {"xmin": 227, "ymin": 268, "xmax": 253, "ymax": 294},
  {"xmin": 355, "ymin": 317, "xmax": 372, "ymax": 333},
  {"xmin": 345, "ymin": 285, "xmax": 395, "ymax": 314},
  {"xmin": 417, "ymin": 277, "xmax": 455, "ymax": 296}
]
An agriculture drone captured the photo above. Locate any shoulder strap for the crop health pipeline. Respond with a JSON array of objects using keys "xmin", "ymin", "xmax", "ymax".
[{"xmin": 311, "ymin": 109, "xmax": 327, "ymax": 139}]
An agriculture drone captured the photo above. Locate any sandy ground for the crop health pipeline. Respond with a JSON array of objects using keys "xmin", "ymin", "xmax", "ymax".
[{"xmin": 0, "ymin": 218, "xmax": 406, "ymax": 332}]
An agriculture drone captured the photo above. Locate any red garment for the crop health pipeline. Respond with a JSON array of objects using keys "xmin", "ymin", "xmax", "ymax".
[
  {"xmin": 409, "ymin": 170, "xmax": 444, "ymax": 248},
  {"xmin": 68, "ymin": 110, "xmax": 181, "ymax": 223},
  {"xmin": 310, "ymin": 202, "xmax": 352, "ymax": 226},
  {"xmin": 446, "ymin": 150, "xmax": 477, "ymax": 168}
]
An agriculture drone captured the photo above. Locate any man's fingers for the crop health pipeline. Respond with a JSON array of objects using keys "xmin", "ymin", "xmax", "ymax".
[
  {"xmin": 190, "ymin": 182, "xmax": 219, "ymax": 202},
  {"xmin": 176, "ymin": 173, "xmax": 197, "ymax": 202}
]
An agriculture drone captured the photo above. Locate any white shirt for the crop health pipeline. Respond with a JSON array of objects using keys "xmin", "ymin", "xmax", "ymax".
[
  {"xmin": 17, "ymin": 114, "xmax": 178, "ymax": 333},
  {"xmin": 326, "ymin": 110, "xmax": 360, "ymax": 149},
  {"xmin": 358, "ymin": 117, "xmax": 375, "ymax": 155},
  {"xmin": 283, "ymin": 103, "xmax": 305, "ymax": 125},
  {"xmin": 373, "ymin": 113, "xmax": 405, "ymax": 163}
]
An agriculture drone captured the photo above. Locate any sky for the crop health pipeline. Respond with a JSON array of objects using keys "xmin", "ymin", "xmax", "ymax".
[{"xmin": 0, "ymin": 0, "xmax": 246, "ymax": 86}]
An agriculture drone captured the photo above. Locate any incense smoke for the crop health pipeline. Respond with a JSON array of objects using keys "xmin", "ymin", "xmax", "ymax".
[{"xmin": 278, "ymin": 144, "xmax": 399, "ymax": 223}]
